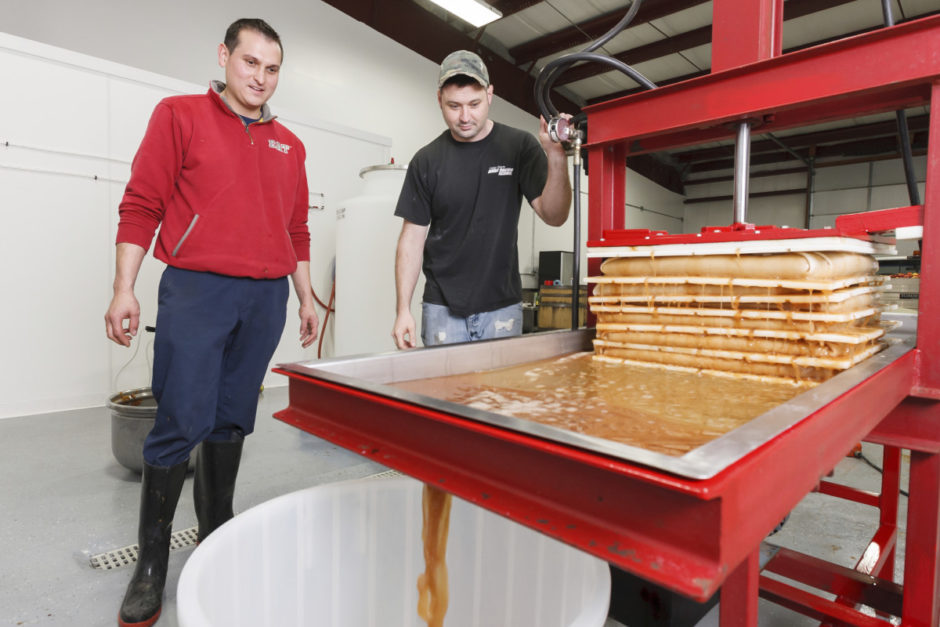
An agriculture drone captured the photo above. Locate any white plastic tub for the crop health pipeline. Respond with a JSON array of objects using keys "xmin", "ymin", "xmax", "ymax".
[{"xmin": 178, "ymin": 476, "xmax": 610, "ymax": 627}]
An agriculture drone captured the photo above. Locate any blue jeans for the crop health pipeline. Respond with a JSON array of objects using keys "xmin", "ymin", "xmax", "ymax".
[
  {"xmin": 145, "ymin": 267, "xmax": 288, "ymax": 466},
  {"xmin": 421, "ymin": 302, "xmax": 523, "ymax": 346}
]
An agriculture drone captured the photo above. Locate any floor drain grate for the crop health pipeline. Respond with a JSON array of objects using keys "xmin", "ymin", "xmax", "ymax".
[
  {"xmin": 90, "ymin": 526, "xmax": 199, "ymax": 570},
  {"xmin": 366, "ymin": 469, "xmax": 403, "ymax": 480}
]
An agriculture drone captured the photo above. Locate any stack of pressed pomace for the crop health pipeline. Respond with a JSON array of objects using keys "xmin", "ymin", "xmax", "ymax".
[{"xmin": 589, "ymin": 251, "xmax": 888, "ymax": 387}]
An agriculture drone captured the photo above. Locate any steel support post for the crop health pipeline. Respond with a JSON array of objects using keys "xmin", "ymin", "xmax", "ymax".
[
  {"xmin": 914, "ymin": 80, "xmax": 940, "ymax": 398},
  {"xmin": 733, "ymin": 121, "xmax": 753, "ymax": 224},
  {"xmin": 876, "ymin": 446, "xmax": 901, "ymax": 580},
  {"xmin": 803, "ymin": 148, "xmax": 816, "ymax": 229},
  {"xmin": 721, "ymin": 550, "xmax": 759, "ymax": 626},
  {"xmin": 587, "ymin": 143, "xmax": 627, "ymax": 241},
  {"xmin": 868, "ymin": 398, "xmax": 940, "ymax": 624},
  {"xmin": 902, "ymin": 450, "xmax": 940, "ymax": 626}
]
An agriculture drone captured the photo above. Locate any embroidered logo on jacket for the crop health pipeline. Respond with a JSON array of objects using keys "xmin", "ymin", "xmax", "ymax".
[
  {"xmin": 487, "ymin": 165, "xmax": 514, "ymax": 176},
  {"xmin": 268, "ymin": 139, "xmax": 292, "ymax": 154}
]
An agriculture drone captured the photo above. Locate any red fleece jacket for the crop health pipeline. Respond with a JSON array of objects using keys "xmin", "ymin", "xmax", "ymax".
[{"xmin": 116, "ymin": 84, "xmax": 310, "ymax": 279}]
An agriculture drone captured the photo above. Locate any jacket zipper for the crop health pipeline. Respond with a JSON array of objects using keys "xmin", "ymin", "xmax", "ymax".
[
  {"xmin": 172, "ymin": 214, "xmax": 200, "ymax": 256},
  {"xmin": 243, "ymin": 116, "xmax": 276, "ymax": 144}
]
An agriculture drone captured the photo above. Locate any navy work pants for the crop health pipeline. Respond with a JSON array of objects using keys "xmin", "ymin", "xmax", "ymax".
[{"xmin": 144, "ymin": 266, "xmax": 289, "ymax": 467}]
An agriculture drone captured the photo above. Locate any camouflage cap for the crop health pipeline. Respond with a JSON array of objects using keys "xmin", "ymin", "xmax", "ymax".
[{"xmin": 438, "ymin": 50, "xmax": 489, "ymax": 88}]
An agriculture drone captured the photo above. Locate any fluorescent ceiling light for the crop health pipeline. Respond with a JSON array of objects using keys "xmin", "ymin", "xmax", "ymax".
[{"xmin": 427, "ymin": 0, "xmax": 502, "ymax": 27}]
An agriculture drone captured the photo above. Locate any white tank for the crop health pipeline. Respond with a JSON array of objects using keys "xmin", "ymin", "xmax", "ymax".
[{"xmin": 334, "ymin": 164, "xmax": 409, "ymax": 356}]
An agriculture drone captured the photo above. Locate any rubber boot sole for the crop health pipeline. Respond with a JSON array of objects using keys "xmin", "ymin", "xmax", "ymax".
[{"xmin": 117, "ymin": 606, "xmax": 161, "ymax": 627}]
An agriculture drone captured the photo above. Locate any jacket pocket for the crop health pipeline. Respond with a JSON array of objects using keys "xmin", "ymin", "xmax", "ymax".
[{"xmin": 171, "ymin": 214, "xmax": 200, "ymax": 257}]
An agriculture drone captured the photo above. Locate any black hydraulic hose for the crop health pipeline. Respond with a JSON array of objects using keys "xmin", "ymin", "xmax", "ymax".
[
  {"xmin": 582, "ymin": 0, "xmax": 643, "ymax": 54},
  {"xmin": 895, "ymin": 110, "xmax": 921, "ymax": 205},
  {"xmin": 530, "ymin": 1, "xmax": 657, "ymax": 329},
  {"xmin": 571, "ymin": 158, "xmax": 581, "ymax": 330},
  {"xmin": 881, "ymin": 0, "xmax": 922, "ymax": 206},
  {"xmin": 536, "ymin": 52, "xmax": 658, "ymax": 118},
  {"xmin": 534, "ymin": 0, "xmax": 655, "ymax": 121}
]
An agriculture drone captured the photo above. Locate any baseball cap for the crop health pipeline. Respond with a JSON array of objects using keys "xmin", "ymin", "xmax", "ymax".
[{"xmin": 438, "ymin": 50, "xmax": 489, "ymax": 88}]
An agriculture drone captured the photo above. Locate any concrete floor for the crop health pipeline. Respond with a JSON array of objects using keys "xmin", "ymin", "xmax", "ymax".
[{"xmin": 0, "ymin": 385, "xmax": 909, "ymax": 626}]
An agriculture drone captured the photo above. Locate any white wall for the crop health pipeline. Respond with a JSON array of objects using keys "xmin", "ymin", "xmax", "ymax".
[{"xmin": 0, "ymin": 0, "xmax": 684, "ymax": 418}]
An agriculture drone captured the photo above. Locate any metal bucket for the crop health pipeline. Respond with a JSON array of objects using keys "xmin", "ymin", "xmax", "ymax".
[{"xmin": 108, "ymin": 387, "xmax": 195, "ymax": 473}]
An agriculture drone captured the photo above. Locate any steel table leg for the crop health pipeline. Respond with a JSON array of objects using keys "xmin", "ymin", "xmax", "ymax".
[
  {"xmin": 877, "ymin": 445, "xmax": 901, "ymax": 581},
  {"xmin": 721, "ymin": 550, "xmax": 759, "ymax": 626},
  {"xmin": 902, "ymin": 449, "xmax": 940, "ymax": 626}
]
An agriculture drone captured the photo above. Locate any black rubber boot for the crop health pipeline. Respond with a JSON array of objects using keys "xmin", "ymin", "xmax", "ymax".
[
  {"xmin": 193, "ymin": 435, "xmax": 244, "ymax": 542},
  {"xmin": 118, "ymin": 460, "xmax": 188, "ymax": 627}
]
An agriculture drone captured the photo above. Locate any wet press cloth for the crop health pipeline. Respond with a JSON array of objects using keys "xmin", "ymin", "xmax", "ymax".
[{"xmin": 588, "ymin": 252, "xmax": 889, "ymax": 386}]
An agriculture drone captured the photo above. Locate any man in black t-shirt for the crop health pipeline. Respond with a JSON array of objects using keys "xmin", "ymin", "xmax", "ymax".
[{"xmin": 392, "ymin": 50, "xmax": 572, "ymax": 348}]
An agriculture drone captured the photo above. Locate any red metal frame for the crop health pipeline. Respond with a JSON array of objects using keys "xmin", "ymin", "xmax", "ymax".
[
  {"xmin": 576, "ymin": 3, "xmax": 940, "ymax": 624},
  {"xmin": 275, "ymin": 4, "xmax": 940, "ymax": 626},
  {"xmin": 274, "ymin": 350, "xmax": 916, "ymax": 602},
  {"xmin": 584, "ymin": 15, "xmax": 940, "ymax": 156},
  {"xmin": 711, "ymin": 0, "xmax": 782, "ymax": 72}
]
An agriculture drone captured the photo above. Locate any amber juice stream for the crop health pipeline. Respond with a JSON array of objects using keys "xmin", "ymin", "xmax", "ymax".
[
  {"xmin": 395, "ymin": 352, "xmax": 803, "ymax": 456},
  {"xmin": 417, "ymin": 484, "xmax": 451, "ymax": 627}
]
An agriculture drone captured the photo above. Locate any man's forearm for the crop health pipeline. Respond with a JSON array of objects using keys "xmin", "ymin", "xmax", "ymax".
[
  {"xmin": 534, "ymin": 151, "xmax": 572, "ymax": 226},
  {"xmin": 395, "ymin": 223, "xmax": 428, "ymax": 313},
  {"xmin": 113, "ymin": 242, "xmax": 147, "ymax": 293},
  {"xmin": 290, "ymin": 260, "xmax": 315, "ymax": 306}
]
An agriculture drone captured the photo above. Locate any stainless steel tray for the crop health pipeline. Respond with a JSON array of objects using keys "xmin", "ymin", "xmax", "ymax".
[{"xmin": 278, "ymin": 316, "xmax": 915, "ymax": 480}]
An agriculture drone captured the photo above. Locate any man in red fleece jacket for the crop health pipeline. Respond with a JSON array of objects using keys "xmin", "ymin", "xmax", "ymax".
[{"xmin": 104, "ymin": 18, "xmax": 317, "ymax": 627}]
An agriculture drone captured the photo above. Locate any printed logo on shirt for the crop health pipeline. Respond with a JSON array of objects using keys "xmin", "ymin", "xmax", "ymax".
[
  {"xmin": 268, "ymin": 139, "xmax": 292, "ymax": 154},
  {"xmin": 487, "ymin": 165, "xmax": 514, "ymax": 176}
]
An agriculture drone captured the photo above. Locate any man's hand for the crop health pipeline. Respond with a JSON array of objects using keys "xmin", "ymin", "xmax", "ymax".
[
  {"xmin": 298, "ymin": 301, "xmax": 319, "ymax": 349},
  {"xmin": 538, "ymin": 113, "xmax": 572, "ymax": 156},
  {"xmin": 532, "ymin": 114, "xmax": 574, "ymax": 227},
  {"xmin": 106, "ymin": 243, "xmax": 147, "ymax": 347},
  {"xmin": 105, "ymin": 290, "xmax": 140, "ymax": 347},
  {"xmin": 393, "ymin": 310, "xmax": 417, "ymax": 349}
]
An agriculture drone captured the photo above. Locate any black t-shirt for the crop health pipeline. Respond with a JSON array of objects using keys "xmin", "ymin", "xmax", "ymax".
[{"xmin": 395, "ymin": 123, "xmax": 548, "ymax": 317}]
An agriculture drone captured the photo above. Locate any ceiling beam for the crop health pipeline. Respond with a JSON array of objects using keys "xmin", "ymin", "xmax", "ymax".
[
  {"xmin": 490, "ymin": 0, "xmax": 542, "ymax": 19},
  {"xmin": 687, "ymin": 132, "xmax": 929, "ymax": 173},
  {"xmin": 557, "ymin": 25, "xmax": 710, "ymax": 86},
  {"xmin": 320, "ymin": 0, "xmax": 579, "ymax": 116},
  {"xmin": 509, "ymin": 0, "xmax": 709, "ymax": 66},
  {"xmin": 686, "ymin": 150, "xmax": 928, "ymax": 187},
  {"xmin": 686, "ymin": 166, "xmax": 811, "ymax": 185},
  {"xmin": 683, "ymin": 188, "xmax": 805, "ymax": 204},
  {"xmin": 585, "ymin": 69, "xmax": 705, "ymax": 105},
  {"xmin": 555, "ymin": 0, "xmax": 857, "ymax": 87},
  {"xmin": 674, "ymin": 114, "xmax": 930, "ymax": 163},
  {"xmin": 626, "ymin": 154, "xmax": 685, "ymax": 195}
]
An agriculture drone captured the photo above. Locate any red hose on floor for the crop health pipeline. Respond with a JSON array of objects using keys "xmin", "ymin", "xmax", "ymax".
[{"xmin": 313, "ymin": 280, "xmax": 335, "ymax": 359}]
